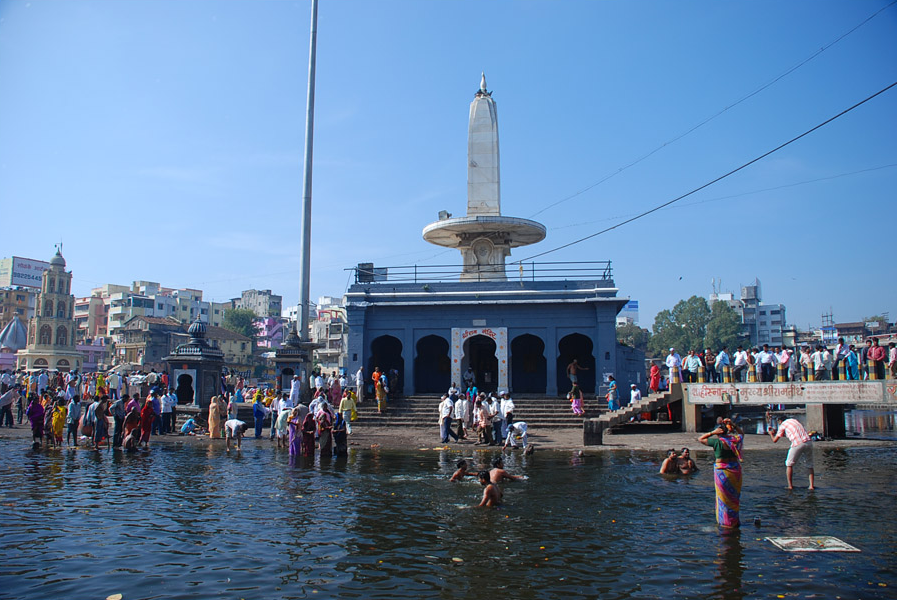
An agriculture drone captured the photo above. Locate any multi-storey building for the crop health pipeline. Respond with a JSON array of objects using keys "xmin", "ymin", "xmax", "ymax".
[
  {"xmin": 710, "ymin": 278, "xmax": 786, "ymax": 347},
  {"xmin": 0, "ymin": 287, "xmax": 35, "ymax": 331},
  {"xmin": 234, "ymin": 289, "xmax": 282, "ymax": 318}
]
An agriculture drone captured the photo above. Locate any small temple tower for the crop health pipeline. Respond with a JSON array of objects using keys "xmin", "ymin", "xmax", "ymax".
[
  {"xmin": 17, "ymin": 248, "xmax": 83, "ymax": 372},
  {"xmin": 422, "ymin": 74, "xmax": 545, "ymax": 281}
]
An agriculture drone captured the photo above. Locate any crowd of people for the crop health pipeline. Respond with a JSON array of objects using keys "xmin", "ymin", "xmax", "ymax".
[
  {"xmin": 436, "ymin": 384, "xmax": 531, "ymax": 451},
  {"xmin": 656, "ymin": 336, "xmax": 896, "ymax": 387}
]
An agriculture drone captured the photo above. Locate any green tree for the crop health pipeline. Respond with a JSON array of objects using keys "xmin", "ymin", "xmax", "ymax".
[
  {"xmin": 222, "ymin": 308, "xmax": 257, "ymax": 340},
  {"xmin": 617, "ymin": 322, "xmax": 650, "ymax": 351},
  {"xmin": 704, "ymin": 301, "xmax": 742, "ymax": 351},
  {"xmin": 648, "ymin": 296, "xmax": 712, "ymax": 355}
]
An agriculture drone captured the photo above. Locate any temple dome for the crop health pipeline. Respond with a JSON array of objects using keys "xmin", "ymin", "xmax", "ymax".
[
  {"xmin": 50, "ymin": 249, "xmax": 66, "ymax": 268},
  {"xmin": 187, "ymin": 317, "xmax": 207, "ymax": 338}
]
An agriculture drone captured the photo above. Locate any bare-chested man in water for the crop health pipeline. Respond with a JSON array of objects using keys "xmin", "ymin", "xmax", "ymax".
[
  {"xmin": 490, "ymin": 456, "xmax": 522, "ymax": 484},
  {"xmin": 477, "ymin": 470, "xmax": 503, "ymax": 507},
  {"xmin": 450, "ymin": 459, "xmax": 477, "ymax": 482},
  {"xmin": 677, "ymin": 447, "xmax": 698, "ymax": 475}
]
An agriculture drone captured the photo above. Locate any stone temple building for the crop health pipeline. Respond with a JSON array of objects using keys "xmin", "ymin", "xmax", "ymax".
[
  {"xmin": 17, "ymin": 249, "xmax": 83, "ymax": 372},
  {"xmin": 345, "ymin": 76, "xmax": 643, "ymax": 397}
]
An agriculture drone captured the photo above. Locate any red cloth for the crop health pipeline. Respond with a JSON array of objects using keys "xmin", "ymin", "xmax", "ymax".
[
  {"xmin": 649, "ymin": 365, "xmax": 660, "ymax": 391},
  {"xmin": 139, "ymin": 401, "xmax": 155, "ymax": 442}
]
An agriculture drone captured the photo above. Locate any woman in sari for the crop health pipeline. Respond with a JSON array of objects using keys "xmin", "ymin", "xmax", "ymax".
[
  {"xmin": 316, "ymin": 403, "xmax": 334, "ymax": 455},
  {"xmin": 139, "ymin": 396, "xmax": 155, "ymax": 448},
  {"xmin": 51, "ymin": 400, "xmax": 67, "ymax": 446},
  {"xmin": 332, "ymin": 413, "xmax": 348, "ymax": 457},
  {"xmin": 93, "ymin": 397, "xmax": 110, "ymax": 451},
  {"xmin": 329, "ymin": 377, "xmax": 342, "ymax": 406},
  {"xmin": 300, "ymin": 412, "xmax": 316, "ymax": 457},
  {"xmin": 649, "ymin": 363, "xmax": 661, "ymax": 393},
  {"xmin": 699, "ymin": 418, "xmax": 744, "ymax": 529},
  {"xmin": 844, "ymin": 345, "xmax": 860, "ymax": 380},
  {"xmin": 26, "ymin": 396, "xmax": 45, "ymax": 448},
  {"xmin": 43, "ymin": 400, "xmax": 57, "ymax": 448},
  {"xmin": 208, "ymin": 395, "xmax": 222, "ymax": 439},
  {"xmin": 287, "ymin": 407, "xmax": 303, "ymax": 457},
  {"xmin": 375, "ymin": 376, "xmax": 387, "ymax": 415},
  {"xmin": 568, "ymin": 384, "xmax": 584, "ymax": 416},
  {"xmin": 123, "ymin": 406, "xmax": 141, "ymax": 439}
]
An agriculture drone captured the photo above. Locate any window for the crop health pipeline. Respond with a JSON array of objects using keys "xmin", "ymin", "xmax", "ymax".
[
  {"xmin": 57, "ymin": 301, "xmax": 66, "ymax": 318},
  {"xmin": 770, "ymin": 310, "xmax": 781, "ymax": 315},
  {"xmin": 15, "ymin": 308, "xmax": 24, "ymax": 315},
  {"xmin": 214, "ymin": 309, "xmax": 219, "ymax": 315},
  {"xmin": 16, "ymin": 294, "xmax": 25, "ymax": 302},
  {"xmin": 181, "ymin": 306, "xmax": 187, "ymax": 311},
  {"xmin": 771, "ymin": 320, "xmax": 781, "ymax": 325},
  {"xmin": 44, "ymin": 300, "xmax": 53, "ymax": 316},
  {"xmin": 39, "ymin": 325, "xmax": 52, "ymax": 345},
  {"xmin": 760, "ymin": 310, "xmax": 767, "ymax": 315},
  {"xmin": 158, "ymin": 303, "xmax": 164, "ymax": 310},
  {"xmin": 760, "ymin": 321, "xmax": 767, "ymax": 326},
  {"xmin": 56, "ymin": 326, "xmax": 68, "ymax": 345}
]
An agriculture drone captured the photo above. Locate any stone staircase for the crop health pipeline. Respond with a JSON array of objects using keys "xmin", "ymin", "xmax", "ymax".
[
  {"xmin": 594, "ymin": 391, "xmax": 674, "ymax": 430},
  {"xmin": 350, "ymin": 395, "xmax": 608, "ymax": 429}
]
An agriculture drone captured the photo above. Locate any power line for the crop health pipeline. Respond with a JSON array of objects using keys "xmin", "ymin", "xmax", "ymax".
[
  {"xmin": 528, "ymin": 0, "xmax": 897, "ymax": 219},
  {"xmin": 515, "ymin": 80, "xmax": 897, "ymax": 263},
  {"xmin": 549, "ymin": 163, "xmax": 897, "ymax": 231}
]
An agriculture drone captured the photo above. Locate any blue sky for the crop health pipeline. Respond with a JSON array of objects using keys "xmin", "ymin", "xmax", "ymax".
[{"xmin": 1, "ymin": 0, "xmax": 895, "ymax": 330}]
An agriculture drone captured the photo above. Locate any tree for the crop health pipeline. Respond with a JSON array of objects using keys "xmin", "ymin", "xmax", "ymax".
[
  {"xmin": 704, "ymin": 301, "xmax": 742, "ymax": 351},
  {"xmin": 617, "ymin": 322, "xmax": 650, "ymax": 352},
  {"xmin": 862, "ymin": 315, "xmax": 888, "ymax": 335},
  {"xmin": 648, "ymin": 296, "xmax": 712, "ymax": 355},
  {"xmin": 222, "ymin": 308, "xmax": 257, "ymax": 341}
]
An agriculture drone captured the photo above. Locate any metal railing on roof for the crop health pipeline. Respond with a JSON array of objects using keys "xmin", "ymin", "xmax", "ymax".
[{"xmin": 348, "ymin": 261, "xmax": 613, "ymax": 284}]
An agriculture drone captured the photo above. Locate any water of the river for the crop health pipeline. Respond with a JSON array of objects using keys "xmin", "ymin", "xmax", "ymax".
[{"xmin": 0, "ymin": 438, "xmax": 895, "ymax": 600}]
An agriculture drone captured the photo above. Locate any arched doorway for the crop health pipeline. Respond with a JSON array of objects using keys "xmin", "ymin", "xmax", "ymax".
[
  {"xmin": 280, "ymin": 367, "xmax": 295, "ymax": 394},
  {"xmin": 511, "ymin": 334, "xmax": 546, "ymax": 394},
  {"xmin": 415, "ymin": 335, "xmax": 450, "ymax": 394},
  {"xmin": 56, "ymin": 359, "xmax": 71, "ymax": 372},
  {"xmin": 463, "ymin": 335, "xmax": 498, "ymax": 392},
  {"xmin": 176, "ymin": 373, "xmax": 195, "ymax": 405},
  {"xmin": 557, "ymin": 333, "xmax": 596, "ymax": 395},
  {"xmin": 370, "ymin": 335, "xmax": 403, "ymax": 397}
]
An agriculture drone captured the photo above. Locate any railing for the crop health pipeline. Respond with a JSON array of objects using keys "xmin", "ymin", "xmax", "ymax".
[{"xmin": 348, "ymin": 261, "xmax": 613, "ymax": 284}]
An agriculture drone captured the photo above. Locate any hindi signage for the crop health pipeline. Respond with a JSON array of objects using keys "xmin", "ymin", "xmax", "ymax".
[{"xmin": 684, "ymin": 382, "xmax": 890, "ymax": 405}]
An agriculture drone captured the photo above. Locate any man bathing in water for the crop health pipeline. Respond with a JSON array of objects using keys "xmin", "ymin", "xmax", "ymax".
[
  {"xmin": 478, "ymin": 470, "xmax": 503, "ymax": 507},
  {"xmin": 490, "ymin": 456, "xmax": 523, "ymax": 484},
  {"xmin": 450, "ymin": 459, "xmax": 477, "ymax": 482},
  {"xmin": 659, "ymin": 448, "xmax": 698, "ymax": 475},
  {"xmin": 677, "ymin": 448, "xmax": 698, "ymax": 474}
]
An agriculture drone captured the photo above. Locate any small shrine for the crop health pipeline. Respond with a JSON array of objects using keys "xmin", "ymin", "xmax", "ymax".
[{"xmin": 163, "ymin": 317, "xmax": 223, "ymax": 410}]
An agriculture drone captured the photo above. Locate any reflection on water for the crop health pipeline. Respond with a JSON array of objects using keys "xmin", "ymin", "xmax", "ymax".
[
  {"xmin": 846, "ymin": 409, "xmax": 897, "ymax": 439},
  {"xmin": 0, "ymin": 440, "xmax": 895, "ymax": 600}
]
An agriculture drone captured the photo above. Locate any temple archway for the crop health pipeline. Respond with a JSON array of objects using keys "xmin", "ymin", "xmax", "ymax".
[
  {"xmin": 370, "ymin": 335, "xmax": 403, "ymax": 396},
  {"xmin": 511, "ymin": 334, "xmax": 546, "ymax": 394},
  {"xmin": 415, "ymin": 335, "xmax": 450, "ymax": 394},
  {"xmin": 462, "ymin": 335, "xmax": 498, "ymax": 392},
  {"xmin": 557, "ymin": 333, "xmax": 596, "ymax": 394}
]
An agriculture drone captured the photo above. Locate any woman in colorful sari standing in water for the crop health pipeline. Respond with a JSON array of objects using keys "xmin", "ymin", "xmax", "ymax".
[{"xmin": 699, "ymin": 417, "xmax": 744, "ymax": 529}]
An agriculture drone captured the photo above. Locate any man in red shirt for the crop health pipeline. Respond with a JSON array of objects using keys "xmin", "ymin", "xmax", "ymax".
[{"xmin": 868, "ymin": 338, "xmax": 886, "ymax": 380}]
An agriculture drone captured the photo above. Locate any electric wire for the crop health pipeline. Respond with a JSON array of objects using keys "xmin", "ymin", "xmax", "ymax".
[
  {"xmin": 515, "ymin": 80, "xmax": 897, "ymax": 263},
  {"xmin": 528, "ymin": 0, "xmax": 897, "ymax": 219}
]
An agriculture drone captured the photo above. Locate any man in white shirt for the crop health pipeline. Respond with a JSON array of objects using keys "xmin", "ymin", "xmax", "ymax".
[
  {"xmin": 629, "ymin": 384, "xmax": 641, "ymax": 405},
  {"xmin": 682, "ymin": 350, "xmax": 701, "ymax": 383},
  {"xmin": 37, "ymin": 371, "xmax": 49, "ymax": 394},
  {"xmin": 354, "ymin": 367, "xmax": 364, "ymax": 400},
  {"xmin": 714, "ymin": 347, "xmax": 730, "ymax": 379},
  {"xmin": 665, "ymin": 348, "xmax": 682, "ymax": 380},
  {"xmin": 314, "ymin": 372, "xmax": 324, "ymax": 392},
  {"xmin": 439, "ymin": 395, "xmax": 458, "ymax": 443},
  {"xmin": 503, "ymin": 421, "xmax": 528, "ymax": 449},
  {"xmin": 757, "ymin": 345, "xmax": 776, "ymax": 382},
  {"xmin": 289, "ymin": 375, "xmax": 302, "ymax": 406},
  {"xmin": 811, "ymin": 345, "xmax": 827, "ymax": 380},
  {"xmin": 453, "ymin": 394, "xmax": 470, "ymax": 440},
  {"xmin": 732, "ymin": 346, "xmax": 749, "ymax": 382},
  {"xmin": 107, "ymin": 372, "xmax": 121, "ymax": 400},
  {"xmin": 488, "ymin": 394, "xmax": 503, "ymax": 444},
  {"xmin": 499, "ymin": 392, "xmax": 515, "ymax": 440}
]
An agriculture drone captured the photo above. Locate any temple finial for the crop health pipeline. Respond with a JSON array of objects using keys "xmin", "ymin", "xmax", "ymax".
[{"xmin": 480, "ymin": 72, "xmax": 487, "ymax": 93}]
